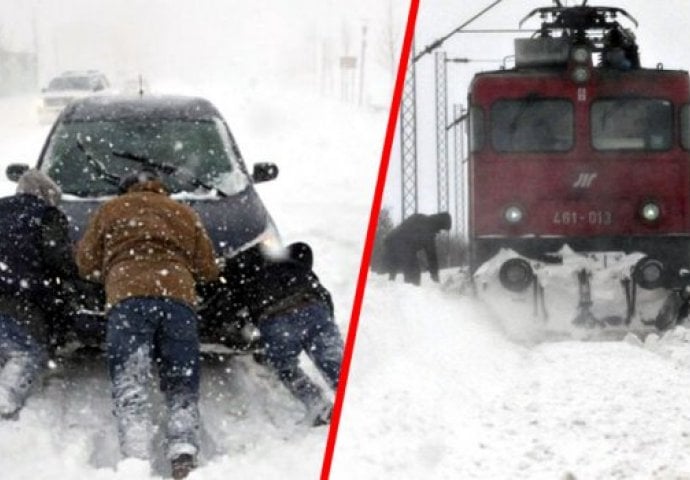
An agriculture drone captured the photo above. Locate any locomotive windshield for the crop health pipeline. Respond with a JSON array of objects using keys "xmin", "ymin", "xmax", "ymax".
[
  {"xmin": 491, "ymin": 99, "xmax": 573, "ymax": 153},
  {"xmin": 591, "ymin": 98, "xmax": 672, "ymax": 151},
  {"xmin": 683, "ymin": 105, "xmax": 690, "ymax": 150}
]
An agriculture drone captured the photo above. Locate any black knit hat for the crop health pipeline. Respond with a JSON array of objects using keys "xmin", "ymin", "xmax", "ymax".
[
  {"xmin": 288, "ymin": 242, "xmax": 313, "ymax": 269},
  {"xmin": 16, "ymin": 169, "xmax": 62, "ymax": 206},
  {"xmin": 118, "ymin": 170, "xmax": 160, "ymax": 194}
]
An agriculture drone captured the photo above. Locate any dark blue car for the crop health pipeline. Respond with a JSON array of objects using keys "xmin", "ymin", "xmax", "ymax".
[{"xmin": 7, "ymin": 95, "xmax": 281, "ymax": 352}]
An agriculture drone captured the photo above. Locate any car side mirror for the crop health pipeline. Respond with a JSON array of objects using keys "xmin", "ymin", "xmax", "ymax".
[
  {"xmin": 252, "ymin": 162, "xmax": 279, "ymax": 183},
  {"xmin": 6, "ymin": 163, "xmax": 29, "ymax": 182}
]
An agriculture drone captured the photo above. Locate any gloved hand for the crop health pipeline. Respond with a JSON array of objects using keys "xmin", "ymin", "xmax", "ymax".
[{"xmin": 215, "ymin": 256, "xmax": 227, "ymax": 270}]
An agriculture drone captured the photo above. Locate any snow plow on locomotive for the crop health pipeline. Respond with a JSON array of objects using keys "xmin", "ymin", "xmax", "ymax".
[{"xmin": 467, "ymin": 3, "xmax": 690, "ymax": 334}]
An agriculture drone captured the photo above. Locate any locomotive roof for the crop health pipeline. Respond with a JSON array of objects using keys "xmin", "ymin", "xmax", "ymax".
[{"xmin": 473, "ymin": 66, "xmax": 689, "ymax": 78}]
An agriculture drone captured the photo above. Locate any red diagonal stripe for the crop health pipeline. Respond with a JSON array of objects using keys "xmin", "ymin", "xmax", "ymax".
[{"xmin": 319, "ymin": 0, "xmax": 421, "ymax": 478}]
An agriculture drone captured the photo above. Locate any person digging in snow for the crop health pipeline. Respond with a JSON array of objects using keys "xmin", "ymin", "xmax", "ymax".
[
  {"xmin": 382, "ymin": 212, "xmax": 452, "ymax": 286},
  {"xmin": 76, "ymin": 170, "xmax": 219, "ymax": 479},
  {"xmin": 0, "ymin": 169, "xmax": 77, "ymax": 419},
  {"xmin": 224, "ymin": 242, "xmax": 343, "ymax": 426}
]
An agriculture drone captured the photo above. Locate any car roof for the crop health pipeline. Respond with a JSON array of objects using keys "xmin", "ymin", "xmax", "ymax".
[
  {"xmin": 59, "ymin": 70, "xmax": 104, "ymax": 77},
  {"xmin": 60, "ymin": 95, "xmax": 222, "ymax": 122}
]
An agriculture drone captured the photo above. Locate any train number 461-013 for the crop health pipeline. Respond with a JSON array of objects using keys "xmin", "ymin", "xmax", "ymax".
[{"xmin": 553, "ymin": 211, "xmax": 613, "ymax": 225}]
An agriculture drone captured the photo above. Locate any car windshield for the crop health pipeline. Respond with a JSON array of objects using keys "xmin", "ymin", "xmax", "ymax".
[
  {"xmin": 491, "ymin": 99, "xmax": 573, "ymax": 152},
  {"xmin": 40, "ymin": 117, "xmax": 249, "ymax": 197},
  {"xmin": 47, "ymin": 76, "xmax": 95, "ymax": 91},
  {"xmin": 591, "ymin": 98, "xmax": 673, "ymax": 151}
]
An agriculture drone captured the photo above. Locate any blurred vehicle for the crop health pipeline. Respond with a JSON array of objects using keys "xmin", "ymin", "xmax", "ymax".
[
  {"xmin": 8, "ymin": 95, "xmax": 281, "ymax": 353},
  {"xmin": 37, "ymin": 70, "xmax": 111, "ymax": 123}
]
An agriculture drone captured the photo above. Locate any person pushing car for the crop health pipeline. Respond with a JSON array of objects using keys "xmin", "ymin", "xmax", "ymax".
[
  {"xmin": 0, "ymin": 170, "xmax": 77, "ymax": 419},
  {"xmin": 76, "ymin": 170, "xmax": 219, "ymax": 479}
]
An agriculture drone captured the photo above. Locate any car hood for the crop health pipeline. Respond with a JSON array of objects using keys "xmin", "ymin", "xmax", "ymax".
[{"xmin": 61, "ymin": 185, "xmax": 271, "ymax": 256}]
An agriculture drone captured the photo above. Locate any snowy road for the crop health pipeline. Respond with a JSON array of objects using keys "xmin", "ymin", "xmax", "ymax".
[
  {"xmin": 332, "ymin": 273, "xmax": 690, "ymax": 479},
  {"xmin": 0, "ymin": 83, "xmax": 386, "ymax": 479}
]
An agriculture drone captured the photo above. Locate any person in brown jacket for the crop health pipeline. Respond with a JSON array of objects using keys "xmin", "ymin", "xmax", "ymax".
[{"xmin": 76, "ymin": 170, "xmax": 219, "ymax": 479}]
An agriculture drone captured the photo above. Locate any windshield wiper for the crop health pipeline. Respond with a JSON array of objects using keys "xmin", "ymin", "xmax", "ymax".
[
  {"xmin": 111, "ymin": 150, "xmax": 227, "ymax": 197},
  {"xmin": 75, "ymin": 134, "xmax": 121, "ymax": 193}
]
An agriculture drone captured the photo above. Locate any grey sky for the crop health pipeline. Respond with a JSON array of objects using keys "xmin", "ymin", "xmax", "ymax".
[{"xmin": 0, "ymin": 0, "xmax": 407, "ymax": 91}]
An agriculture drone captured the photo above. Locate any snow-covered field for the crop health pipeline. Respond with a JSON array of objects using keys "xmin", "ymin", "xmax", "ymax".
[
  {"xmin": 0, "ymin": 80, "xmax": 387, "ymax": 479},
  {"xmin": 332, "ymin": 271, "xmax": 690, "ymax": 479}
]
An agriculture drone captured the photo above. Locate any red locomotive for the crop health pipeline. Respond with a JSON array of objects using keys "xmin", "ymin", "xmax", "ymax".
[{"xmin": 467, "ymin": 2, "xmax": 690, "ymax": 329}]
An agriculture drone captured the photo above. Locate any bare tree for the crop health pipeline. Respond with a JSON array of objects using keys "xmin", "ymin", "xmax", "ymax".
[{"xmin": 376, "ymin": 0, "xmax": 402, "ymax": 80}]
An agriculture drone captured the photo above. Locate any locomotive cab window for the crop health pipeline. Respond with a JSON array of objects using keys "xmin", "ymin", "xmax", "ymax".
[
  {"xmin": 682, "ymin": 104, "xmax": 690, "ymax": 150},
  {"xmin": 469, "ymin": 106, "xmax": 485, "ymax": 152},
  {"xmin": 490, "ymin": 99, "xmax": 573, "ymax": 153},
  {"xmin": 592, "ymin": 99, "xmax": 672, "ymax": 151}
]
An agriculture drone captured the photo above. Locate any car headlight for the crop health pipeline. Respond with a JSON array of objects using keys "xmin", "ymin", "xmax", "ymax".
[
  {"xmin": 640, "ymin": 202, "xmax": 661, "ymax": 222},
  {"xmin": 504, "ymin": 205, "xmax": 524, "ymax": 224},
  {"xmin": 258, "ymin": 220, "xmax": 283, "ymax": 254},
  {"xmin": 221, "ymin": 220, "xmax": 283, "ymax": 259}
]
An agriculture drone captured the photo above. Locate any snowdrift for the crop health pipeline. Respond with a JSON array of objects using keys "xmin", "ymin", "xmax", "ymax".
[{"xmin": 332, "ymin": 271, "xmax": 690, "ymax": 479}]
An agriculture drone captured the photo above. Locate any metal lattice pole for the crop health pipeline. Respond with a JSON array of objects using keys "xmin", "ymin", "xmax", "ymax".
[
  {"xmin": 435, "ymin": 51, "xmax": 449, "ymax": 215},
  {"xmin": 399, "ymin": 44, "xmax": 418, "ymax": 222},
  {"xmin": 452, "ymin": 103, "xmax": 466, "ymax": 240}
]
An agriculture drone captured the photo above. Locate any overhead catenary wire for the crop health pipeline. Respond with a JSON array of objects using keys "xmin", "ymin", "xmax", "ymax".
[
  {"xmin": 445, "ymin": 57, "xmax": 504, "ymax": 63},
  {"xmin": 414, "ymin": 0, "xmax": 506, "ymax": 63},
  {"xmin": 445, "ymin": 29, "xmax": 537, "ymax": 34}
]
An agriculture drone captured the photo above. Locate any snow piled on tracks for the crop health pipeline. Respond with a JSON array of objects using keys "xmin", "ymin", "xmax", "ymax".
[{"xmin": 332, "ymin": 271, "xmax": 690, "ymax": 480}]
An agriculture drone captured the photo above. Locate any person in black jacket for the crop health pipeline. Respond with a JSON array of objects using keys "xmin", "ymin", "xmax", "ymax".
[
  {"xmin": 383, "ymin": 212, "xmax": 452, "ymax": 286},
  {"xmin": 224, "ymin": 242, "xmax": 343, "ymax": 426},
  {"xmin": 0, "ymin": 169, "xmax": 77, "ymax": 419}
]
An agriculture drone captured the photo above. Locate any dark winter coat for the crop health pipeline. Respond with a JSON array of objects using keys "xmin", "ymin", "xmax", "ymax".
[
  {"xmin": 223, "ymin": 243, "xmax": 333, "ymax": 323},
  {"xmin": 383, "ymin": 212, "xmax": 452, "ymax": 285},
  {"xmin": 0, "ymin": 193, "xmax": 78, "ymax": 340},
  {"xmin": 76, "ymin": 180, "xmax": 219, "ymax": 308}
]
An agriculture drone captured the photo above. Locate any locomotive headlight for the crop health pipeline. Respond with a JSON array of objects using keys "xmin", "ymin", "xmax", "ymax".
[
  {"xmin": 503, "ymin": 205, "xmax": 524, "ymax": 224},
  {"xmin": 640, "ymin": 202, "xmax": 661, "ymax": 222},
  {"xmin": 571, "ymin": 66, "xmax": 591, "ymax": 84},
  {"xmin": 571, "ymin": 46, "xmax": 590, "ymax": 64}
]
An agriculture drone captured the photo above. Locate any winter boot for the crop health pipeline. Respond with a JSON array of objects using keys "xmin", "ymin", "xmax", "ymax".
[
  {"xmin": 311, "ymin": 402, "xmax": 333, "ymax": 427},
  {"xmin": 0, "ymin": 351, "xmax": 41, "ymax": 419},
  {"xmin": 117, "ymin": 415, "xmax": 153, "ymax": 460},
  {"xmin": 171, "ymin": 453, "xmax": 196, "ymax": 479},
  {"xmin": 0, "ymin": 385, "xmax": 20, "ymax": 419}
]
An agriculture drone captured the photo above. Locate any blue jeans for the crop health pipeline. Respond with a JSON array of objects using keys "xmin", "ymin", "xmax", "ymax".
[
  {"xmin": 106, "ymin": 297, "xmax": 200, "ymax": 459},
  {"xmin": 259, "ymin": 301, "xmax": 343, "ymax": 411},
  {"xmin": 0, "ymin": 313, "xmax": 45, "ymax": 417}
]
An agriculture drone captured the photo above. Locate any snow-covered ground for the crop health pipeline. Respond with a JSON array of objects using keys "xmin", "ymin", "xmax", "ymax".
[
  {"xmin": 0, "ymin": 80, "xmax": 387, "ymax": 479},
  {"xmin": 332, "ymin": 270, "xmax": 690, "ymax": 479}
]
